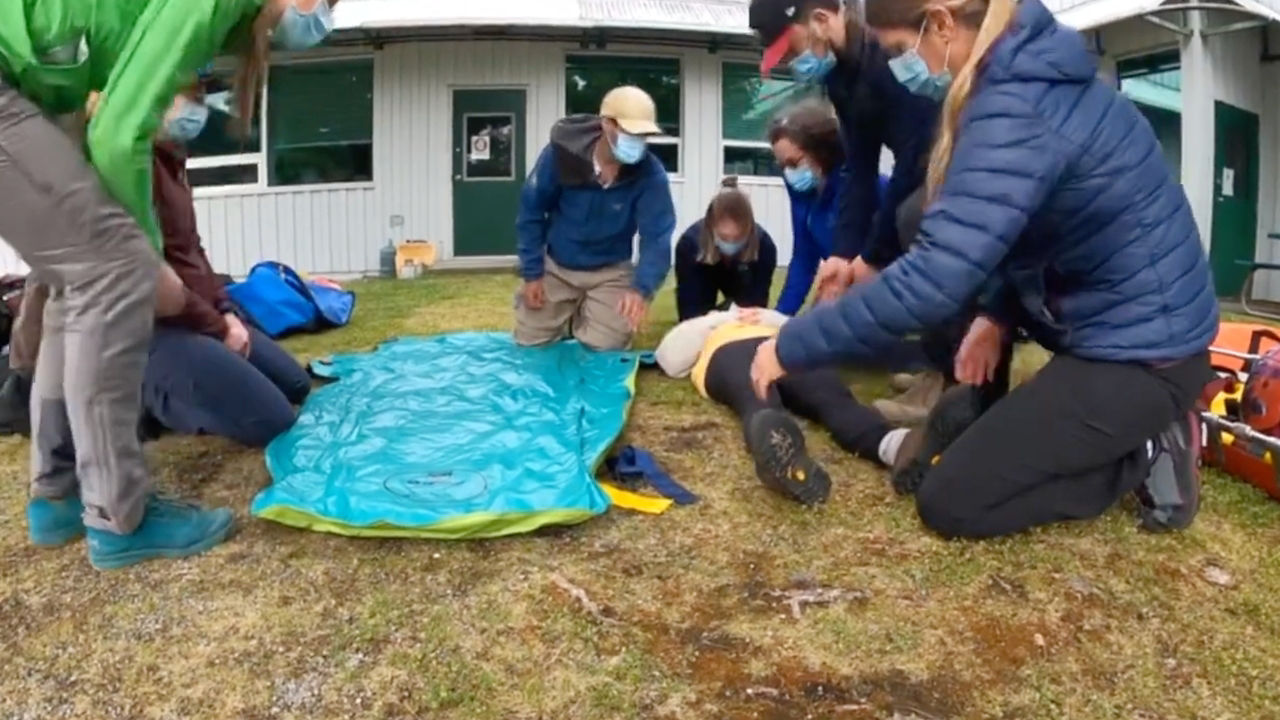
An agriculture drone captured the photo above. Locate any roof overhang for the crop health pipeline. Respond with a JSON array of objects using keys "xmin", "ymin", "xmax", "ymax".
[
  {"xmin": 1053, "ymin": 0, "xmax": 1280, "ymax": 32},
  {"xmin": 332, "ymin": 0, "xmax": 755, "ymax": 37}
]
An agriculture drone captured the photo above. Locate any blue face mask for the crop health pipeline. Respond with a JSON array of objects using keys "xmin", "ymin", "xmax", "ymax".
[
  {"xmin": 610, "ymin": 130, "xmax": 647, "ymax": 165},
  {"xmin": 715, "ymin": 238, "xmax": 746, "ymax": 257},
  {"xmin": 273, "ymin": 0, "xmax": 336, "ymax": 51},
  {"xmin": 789, "ymin": 49, "xmax": 837, "ymax": 84},
  {"xmin": 887, "ymin": 21, "xmax": 953, "ymax": 101},
  {"xmin": 164, "ymin": 99, "xmax": 210, "ymax": 143},
  {"xmin": 783, "ymin": 164, "xmax": 818, "ymax": 193}
]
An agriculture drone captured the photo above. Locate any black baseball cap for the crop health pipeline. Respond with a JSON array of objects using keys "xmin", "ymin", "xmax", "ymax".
[{"xmin": 748, "ymin": 0, "xmax": 804, "ymax": 74}]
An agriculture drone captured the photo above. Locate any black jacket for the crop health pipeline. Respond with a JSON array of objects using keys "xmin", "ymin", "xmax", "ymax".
[
  {"xmin": 824, "ymin": 26, "xmax": 939, "ymax": 269},
  {"xmin": 674, "ymin": 220, "xmax": 777, "ymax": 321}
]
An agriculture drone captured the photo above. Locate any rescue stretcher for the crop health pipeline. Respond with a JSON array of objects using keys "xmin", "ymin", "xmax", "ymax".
[{"xmin": 1200, "ymin": 324, "xmax": 1280, "ymax": 501}]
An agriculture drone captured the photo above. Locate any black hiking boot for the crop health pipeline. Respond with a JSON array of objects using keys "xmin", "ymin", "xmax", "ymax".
[
  {"xmin": 1135, "ymin": 412, "xmax": 1202, "ymax": 533},
  {"xmin": 889, "ymin": 384, "xmax": 984, "ymax": 496},
  {"xmin": 746, "ymin": 409, "xmax": 831, "ymax": 506}
]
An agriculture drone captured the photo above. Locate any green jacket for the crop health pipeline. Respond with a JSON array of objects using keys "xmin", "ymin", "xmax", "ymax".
[{"xmin": 0, "ymin": 0, "xmax": 264, "ymax": 250}]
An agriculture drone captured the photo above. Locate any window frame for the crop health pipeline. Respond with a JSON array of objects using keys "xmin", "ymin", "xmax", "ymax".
[
  {"xmin": 561, "ymin": 49, "xmax": 685, "ymax": 178},
  {"xmin": 192, "ymin": 49, "xmax": 376, "ymax": 198},
  {"xmin": 718, "ymin": 57, "xmax": 798, "ymax": 184}
]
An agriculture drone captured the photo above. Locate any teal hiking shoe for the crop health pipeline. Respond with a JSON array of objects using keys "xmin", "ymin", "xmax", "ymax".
[
  {"xmin": 27, "ymin": 496, "xmax": 86, "ymax": 547},
  {"xmin": 87, "ymin": 497, "xmax": 235, "ymax": 571}
]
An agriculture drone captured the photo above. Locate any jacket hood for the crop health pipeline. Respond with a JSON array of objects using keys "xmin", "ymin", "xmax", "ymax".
[
  {"xmin": 983, "ymin": 0, "xmax": 1097, "ymax": 86},
  {"xmin": 550, "ymin": 114, "xmax": 604, "ymax": 163}
]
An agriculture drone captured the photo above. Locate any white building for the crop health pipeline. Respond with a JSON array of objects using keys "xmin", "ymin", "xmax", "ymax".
[{"xmin": 0, "ymin": 0, "xmax": 1277, "ymax": 302}]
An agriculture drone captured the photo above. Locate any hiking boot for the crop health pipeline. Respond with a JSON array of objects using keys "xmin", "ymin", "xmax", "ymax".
[
  {"xmin": 746, "ymin": 409, "xmax": 831, "ymax": 506},
  {"xmin": 889, "ymin": 372, "xmax": 921, "ymax": 394},
  {"xmin": 1135, "ymin": 412, "xmax": 1201, "ymax": 533},
  {"xmin": 27, "ymin": 496, "xmax": 86, "ymax": 547},
  {"xmin": 87, "ymin": 496, "xmax": 235, "ymax": 571},
  {"xmin": 889, "ymin": 384, "xmax": 984, "ymax": 496},
  {"xmin": 874, "ymin": 371, "xmax": 945, "ymax": 426}
]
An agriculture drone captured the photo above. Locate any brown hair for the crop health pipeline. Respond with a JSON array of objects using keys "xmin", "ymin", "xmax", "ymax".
[
  {"xmin": 864, "ymin": 0, "xmax": 1017, "ymax": 199},
  {"xmin": 228, "ymin": 0, "xmax": 343, "ymax": 137},
  {"xmin": 767, "ymin": 98, "xmax": 844, "ymax": 177},
  {"xmin": 698, "ymin": 177, "xmax": 760, "ymax": 264}
]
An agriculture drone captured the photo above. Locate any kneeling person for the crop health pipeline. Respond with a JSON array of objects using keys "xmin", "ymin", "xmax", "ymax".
[
  {"xmin": 656, "ymin": 307, "xmax": 910, "ymax": 505},
  {"xmin": 515, "ymin": 86, "xmax": 677, "ymax": 350},
  {"xmin": 145, "ymin": 93, "xmax": 311, "ymax": 447}
]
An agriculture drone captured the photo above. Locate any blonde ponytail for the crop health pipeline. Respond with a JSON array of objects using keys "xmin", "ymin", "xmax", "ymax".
[{"xmin": 926, "ymin": 0, "xmax": 1018, "ymax": 200}]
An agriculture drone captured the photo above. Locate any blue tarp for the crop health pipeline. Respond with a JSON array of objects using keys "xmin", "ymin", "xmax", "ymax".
[{"xmin": 251, "ymin": 333, "xmax": 638, "ymax": 539}]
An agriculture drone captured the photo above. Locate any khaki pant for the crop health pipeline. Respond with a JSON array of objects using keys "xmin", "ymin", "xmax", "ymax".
[
  {"xmin": 0, "ymin": 83, "xmax": 159, "ymax": 534},
  {"xmin": 514, "ymin": 257, "xmax": 634, "ymax": 351}
]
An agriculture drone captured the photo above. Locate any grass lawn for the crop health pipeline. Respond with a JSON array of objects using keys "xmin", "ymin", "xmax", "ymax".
[{"xmin": 3, "ymin": 273, "xmax": 1279, "ymax": 720}]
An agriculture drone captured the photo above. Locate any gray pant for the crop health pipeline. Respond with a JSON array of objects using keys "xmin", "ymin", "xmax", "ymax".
[{"xmin": 0, "ymin": 83, "xmax": 156, "ymax": 533}]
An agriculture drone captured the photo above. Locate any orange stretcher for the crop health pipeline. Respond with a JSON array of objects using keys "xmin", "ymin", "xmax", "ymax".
[{"xmin": 1200, "ymin": 322, "xmax": 1280, "ymax": 501}]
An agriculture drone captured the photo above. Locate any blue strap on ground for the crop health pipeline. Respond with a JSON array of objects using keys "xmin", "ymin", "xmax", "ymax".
[{"xmin": 605, "ymin": 445, "xmax": 698, "ymax": 505}]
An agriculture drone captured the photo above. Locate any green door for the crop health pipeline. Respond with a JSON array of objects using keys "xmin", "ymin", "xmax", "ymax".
[
  {"xmin": 1209, "ymin": 101, "xmax": 1260, "ymax": 297},
  {"xmin": 452, "ymin": 89, "xmax": 527, "ymax": 256}
]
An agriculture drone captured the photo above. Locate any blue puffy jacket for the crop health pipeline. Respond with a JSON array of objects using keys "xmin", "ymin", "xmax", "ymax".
[
  {"xmin": 777, "ymin": 172, "xmax": 889, "ymax": 316},
  {"xmin": 777, "ymin": 0, "xmax": 1218, "ymax": 371}
]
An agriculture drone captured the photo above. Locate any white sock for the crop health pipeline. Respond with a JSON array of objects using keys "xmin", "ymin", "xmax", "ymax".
[{"xmin": 879, "ymin": 428, "xmax": 911, "ymax": 467}]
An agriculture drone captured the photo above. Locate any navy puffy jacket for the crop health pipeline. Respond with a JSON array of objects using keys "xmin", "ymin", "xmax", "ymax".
[{"xmin": 777, "ymin": 0, "xmax": 1218, "ymax": 372}]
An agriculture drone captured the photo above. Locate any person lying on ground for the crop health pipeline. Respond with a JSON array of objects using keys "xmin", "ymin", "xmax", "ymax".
[
  {"xmin": 750, "ymin": 0, "xmax": 1217, "ymax": 539},
  {"xmin": 674, "ymin": 177, "xmax": 778, "ymax": 322},
  {"xmin": 515, "ymin": 85, "xmax": 677, "ymax": 351},
  {"xmin": 656, "ymin": 305, "xmax": 912, "ymax": 506}
]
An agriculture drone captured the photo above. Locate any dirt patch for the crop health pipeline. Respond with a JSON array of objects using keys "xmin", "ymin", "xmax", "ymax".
[
  {"xmin": 659, "ymin": 420, "xmax": 725, "ymax": 453},
  {"xmin": 966, "ymin": 615, "xmax": 1055, "ymax": 682}
]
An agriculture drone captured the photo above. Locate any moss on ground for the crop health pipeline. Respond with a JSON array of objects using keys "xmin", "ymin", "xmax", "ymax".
[{"xmin": 2, "ymin": 273, "xmax": 1278, "ymax": 719}]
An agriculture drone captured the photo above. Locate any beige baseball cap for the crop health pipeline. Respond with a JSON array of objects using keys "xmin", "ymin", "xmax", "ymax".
[{"xmin": 599, "ymin": 85, "xmax": 662, "ymax": 136}]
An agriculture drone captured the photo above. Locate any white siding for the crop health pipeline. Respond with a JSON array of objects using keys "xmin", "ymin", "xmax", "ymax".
[
  {"xmin": 364, "ymin": 40, "xmax": 796, "ymax": 270},
  {"xmin": 193, "ymin": 186, "xmax": 378, "ymax": 276},
  {"xmin": 1253, "ymin": 25, "xmax": 1280, "ymax": 299}
]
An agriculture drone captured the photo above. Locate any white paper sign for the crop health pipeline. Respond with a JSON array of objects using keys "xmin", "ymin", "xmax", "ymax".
[
  {"xmin": 1223, "ymin": 167, "xmax": 1236, "ymax": 198},
  {"xmin": 469, "ymin": 135, "xmax": 490, "ymax": 161}
]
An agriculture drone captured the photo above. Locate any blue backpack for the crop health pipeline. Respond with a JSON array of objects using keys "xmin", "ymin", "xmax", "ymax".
[{"xmin": 227, "ymin": 261, "xmax": 355, "ymax": 339}]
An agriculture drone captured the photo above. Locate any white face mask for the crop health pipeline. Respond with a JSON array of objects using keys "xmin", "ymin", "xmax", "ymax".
[{"xmin": 273, "ymin": 0, "xmax": 336, "ymax": 51}]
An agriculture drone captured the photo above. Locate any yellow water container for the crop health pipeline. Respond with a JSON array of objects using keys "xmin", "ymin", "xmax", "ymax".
[{"xmin": 395, "ymin": 240, "xmax": 438, "ymax": 278}]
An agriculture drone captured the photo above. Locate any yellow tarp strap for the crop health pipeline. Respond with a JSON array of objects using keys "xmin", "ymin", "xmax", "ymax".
[{"xmin": 600, "ymin": 482, "xmax": 674, "ymax": 515}]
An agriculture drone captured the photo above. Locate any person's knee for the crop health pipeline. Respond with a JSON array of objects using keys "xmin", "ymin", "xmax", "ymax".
[
  {"xmin": 915, "ymin": 469, "xmax": 983, "ymax": 540},
  {"xmin": 575, "ymin": 325, "xmax": 632, "ymax": 351},
  {"xmin": 235, "ymin": 401, "xmax": 297, "ymax": 448}
]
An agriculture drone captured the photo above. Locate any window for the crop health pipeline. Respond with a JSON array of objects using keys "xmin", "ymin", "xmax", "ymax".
[
  {"xmin": 565, "ymin": 55, "xmax": 681, "ymax": 173},
  {"xmin": 186, "ymin": 68, "xmax": 263, "ymax": 188},
  {"xmin": 268, "ymin": 58, "xmax": 374, "ymax": 186},
  {"xmin": 721, "ymin": 62, "xmax": 815, "ymax": 177},
  {"xmin": 1118, "ymin": 51, "xmax": 1181, "ymax": 180}
]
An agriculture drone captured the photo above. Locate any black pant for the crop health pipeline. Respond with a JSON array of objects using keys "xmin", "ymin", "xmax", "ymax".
[
  {"xmin": 895, "ymin": 185, "xmax": 1012, "ymax": 407},
  {"xmin": 704, "ymin": 337, "xmax": 890, "ymax": 464},
  {"xmin": 915, "ymin": 352, "xmax": 1210, "ymax": 539}
]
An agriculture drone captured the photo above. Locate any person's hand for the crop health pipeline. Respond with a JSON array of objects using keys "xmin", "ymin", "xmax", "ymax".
[
  {"xmin": 849, "ymin": 256, "xmax": 879, "ymax": 284},
  {"xmin": 814, "ymin": 257, "xmax": 856, "ymax": 303},
  {"xmin": 750, "ymin": 338, "xmax": 787, "ymax": 400},
  {"xmin": 85, "ymin": 91, "xmax": 102, "ymax": 119},
  {"xmin": 223, "ymin": 313, "xmax": 252, "ymax": 358},
  {"xmin": 954, "ymin": 315, "xmax": 1005, "ymax": 386},
  {"xmin": 521, "ymin": 279, "xmax": 546, "ymax": 310},
  {"xmin": 617, "ymin": 290, "xmax": 648, "ymax": 331}
]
